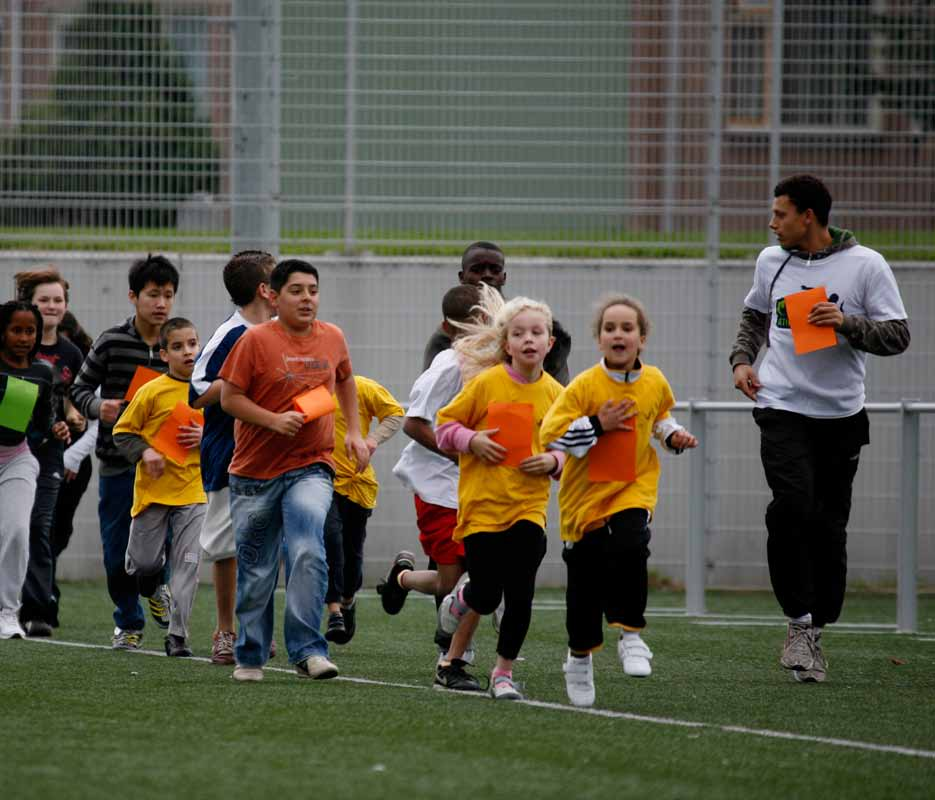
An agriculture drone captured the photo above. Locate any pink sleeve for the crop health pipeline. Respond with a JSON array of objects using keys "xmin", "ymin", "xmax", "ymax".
[{"xmin": 435, "ymin": 420, "xmax": 477, "ymax": 454}]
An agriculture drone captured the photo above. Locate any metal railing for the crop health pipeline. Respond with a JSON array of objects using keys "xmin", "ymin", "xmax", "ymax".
[{"xmin": 681, "ymin": 400, "xmax": 935, "ymax": 633}]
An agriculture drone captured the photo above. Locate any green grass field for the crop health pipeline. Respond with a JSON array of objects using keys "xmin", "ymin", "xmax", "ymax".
[
  {"xmin": 2, "ymin": 227, "xmax": 934, "ymax": 261},
  {"xmin": 3, "ymin": 583, "xmax": 935, "ymax": 799}
]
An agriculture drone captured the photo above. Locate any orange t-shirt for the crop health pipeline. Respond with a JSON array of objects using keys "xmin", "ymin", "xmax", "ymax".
[{"xmin": 220, "ymin": 319, "xmax": 353, "ymax": 480}]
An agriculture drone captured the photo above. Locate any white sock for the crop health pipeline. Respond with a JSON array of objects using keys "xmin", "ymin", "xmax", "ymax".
[
  {"xmin": 791, "ymin": 613, "xmax": 812, "ymax": 625},
  {"xmin": 622, "ymin": 631, "xmax": 642, "ymax": 642}
]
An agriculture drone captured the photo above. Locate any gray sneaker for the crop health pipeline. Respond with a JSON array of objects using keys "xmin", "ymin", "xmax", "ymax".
[
  {"xmin": 794, "ymin": 628, "xmax": 827, "ymax": 683},
  {"xmin": 112, "ymin": 627, "xmax": 143, "ymax": 650},
  {"xmin": 780, "ymin": 621, "xmax": 814, "ymax": 671}
]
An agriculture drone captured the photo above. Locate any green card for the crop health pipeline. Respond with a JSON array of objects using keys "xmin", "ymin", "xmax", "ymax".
[{"xmin": 0, "ymin": 375, "xmax": 39, "ymax": 433}]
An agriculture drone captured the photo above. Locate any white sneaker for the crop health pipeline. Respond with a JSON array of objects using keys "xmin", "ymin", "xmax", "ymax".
[
  {"xmin": 618, "ymin": 634, "xmax": 653, "ymax": 677},
  {"xmin": 296, "ymin": 655, "xmax": 339, "ymax": 680},
  {"xmin": 438, "ymin": 573, "xmax": 471, "ymax": 635},
  {"xmin": 232, "ymin": 665, "xmax": 264, "ymax": 682},
  {"xmin": 563, "ymin": 651, "xmax": 595, "ymax": 707},
  {"xmin": 490, "ymin": 674, "xmax": 523, "ymax": 701},
  {"xmin": 0, "ymin": 609, "xmax": 26, "ymax": 640}
]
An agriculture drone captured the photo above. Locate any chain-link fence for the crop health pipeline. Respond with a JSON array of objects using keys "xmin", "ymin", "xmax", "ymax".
[{"xmin": 2, "ymin": 0, "xmax": 933, "ymax": 257}]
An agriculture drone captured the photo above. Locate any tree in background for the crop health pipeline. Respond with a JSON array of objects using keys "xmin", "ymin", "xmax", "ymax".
[{"xmin": 0, "ymin": 0, "xmax": 220, "ymax": 228}]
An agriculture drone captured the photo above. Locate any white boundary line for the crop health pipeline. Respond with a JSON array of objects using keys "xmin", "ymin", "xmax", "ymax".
[{"xmin": 26, "ymin": 637, "xmax": 935, "ymax": 761}]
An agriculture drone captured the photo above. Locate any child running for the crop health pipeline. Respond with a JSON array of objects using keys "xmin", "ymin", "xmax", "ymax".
[
  {"xmin": 433, "ymin": 284, "xmax": 563, "ymax": 700},
  {"xmin": 0, "ymin": 302, "xmax": 68, "ymax": 639},
  {"xmin": 379, "ymin": 285, "xmax": 481, "ymax": 662},
  {"xmin": 540, "ymin": 294, "xmax": 697, "ymax": 707},
  {"xmin": 190, "ymin": 250, "xmax": 275, "ymax": 664},
  {"xmin": 323, "ymin": 375, "xmax": 403, "ymax": 643},
  {"xmin": 113, "ymin": 318, "xmax": 206, "ymax": 657}
]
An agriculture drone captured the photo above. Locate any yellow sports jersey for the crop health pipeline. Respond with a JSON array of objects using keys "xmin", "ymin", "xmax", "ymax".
[
  {"xmin": 436, "ymin": 364, "xmax": 562, "ymax": 541},
  {"xmin": 113, "ymin": 373, "xmax": 207, "ymax": 517},
  {"xmin": 539, "ymin": 362, "xmax": 675, "ymax": 542},
  {"xmin": 332, "ymin": 375, "xmax": 404, "ymax": 509}
]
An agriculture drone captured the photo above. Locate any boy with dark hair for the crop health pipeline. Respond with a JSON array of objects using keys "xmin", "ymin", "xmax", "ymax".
[
  {"xmin": 731, "ymin": 174, "xmax": 909, "ymax": 683},
  {"xmin": 382, "ymin": 284, "xmax": 482, "ymax": 668},
  {"xmin": 190, "ymin": 250, "xmax": 275, "ymax": 664},
  {"xmin": 13, "ymin": 268, "xmax": 84, "ymax": 636},
  {"xmin": 113, "ymin": 317, "xmax": 206, "ymax": 657},
  {"xmin": 220, "ymin": 258, "xmax": 370, "ymax": 681},
  {"xmin": 422, "ymin": 241, "xmax": 572, "ymax": 384},
  {"xmin": 70, "ymin": 255, "xmax": 180, "ymax": 649}
]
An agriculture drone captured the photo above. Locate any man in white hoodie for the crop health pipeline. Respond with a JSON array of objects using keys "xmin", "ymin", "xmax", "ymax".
[{"xmin": 730, "ymin": 174, "xmax": 909, "ymax": 684}]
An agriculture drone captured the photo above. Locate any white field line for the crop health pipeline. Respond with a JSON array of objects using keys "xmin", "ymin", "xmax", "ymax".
[{"xmin": 25, "ymin": 637, "xmax": 935, "ymax": 761}]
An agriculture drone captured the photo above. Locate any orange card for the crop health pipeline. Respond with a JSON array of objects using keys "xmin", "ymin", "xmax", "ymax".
[
  {"xmin": 152, "ymin": 402, "xmax": 204, "ymax": 466},
  {"xmin": 486, "ymin": 402, "xmax": 534, "ymax": 468},
  {"xmin": 293, "ymin": 384, "xmax": 336, "ymax": 422},
  {"xmin": 125, "ymin": 365, "xmax": 162, "ymax": 401},
  {"xmin": 588, "ymin": 428, "xmax": 637, "ymax": 483},
  {"xmin": 784, "ymin": 287, "xmax": 838, "ymax": 355}
]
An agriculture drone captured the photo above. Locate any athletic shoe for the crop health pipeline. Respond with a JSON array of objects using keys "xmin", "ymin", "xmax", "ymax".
[
  {"xmin": 794, "ymin": 628, "xmax": 827, "ymax": 683},
  {"xmin": 438, "ymin": 574, "xmax": 471, "ymax": 635},
  {"xmin": 295, "ymin": 655, "xmax": 339, "ymax": 680},
  {"xmin": 563, "ymin": 651, "xmax": 595, "ymax": 707},
  {"xmin": 0, "ymin": 609, "xmax": 26, "ymax": 639},
  {"xmin": 490, "ymin": 674, "xmax": 524, "ymax": 701},
  {"xmin": 232, "ymin": 665, "xmax": 264, "ymax": 682},
  {"xmin": 211, "ymin": 630, "xmax": 236, "ymax": 665},
  {"xmin": 324, "ymin": 611, "xmax": 349, "ymax": 644},
  {"xmin": 376, "ymin": 550, "xmax": 415, "ymax": 615},
  {"xmin": 112, "ymin": 627, "xmax": 143, "ymax": 650},
  {"xmin": 618, "ymin": 634, "xmax": 653, "ymax": 677},
  {"xmin": 23, "ymin": 619, "xmax": 53, "ymax": 638},
  {"xmin": 341, "ymin": 598, "xmax": 357, "ymax": 642},
  {"xmin": 164, "ymin": 633, "xmax": 193, "ymax": 658},
  {"xmin": 780, "ymin": 621, "xmax": 814, "ymax": 671},
  {"xmin": 434, "ymin": 658, "xmax": 482, "ymax": 692},
  {"xmin": 148, "ymin": 584, "xmax": 171, "ymax": 629}
]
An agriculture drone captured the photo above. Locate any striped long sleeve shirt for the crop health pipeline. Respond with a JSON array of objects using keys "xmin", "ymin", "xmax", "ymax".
[{"xmin": 69, "ymin": 317, "xmax": 168, "ymax": 475}]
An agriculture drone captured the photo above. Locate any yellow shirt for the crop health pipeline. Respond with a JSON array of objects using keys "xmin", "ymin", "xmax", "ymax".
[
  {"xmin": 113, "ymin": 373, "xmax": 207, "ymax": 517},
  {"xmin": 436, "ymin": 364, "xmax": 562, "ymax": 541},
  {"xmin": 539, "ymin": 362, "xmax": 675, "ymax": 542},
  {"xmin": 332, "ymin": 375, "xmax": 404, "ymax": 509}
]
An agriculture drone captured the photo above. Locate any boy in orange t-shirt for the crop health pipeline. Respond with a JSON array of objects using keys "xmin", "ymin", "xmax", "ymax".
[{"xmin": 219, "ymin": 259, "xmax": 370, "ymax": 682}]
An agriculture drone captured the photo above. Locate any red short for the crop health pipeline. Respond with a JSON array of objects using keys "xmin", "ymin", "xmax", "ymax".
[{"xmin": 414, "ymin": 495, "xmax": 464, "ymax": 565}]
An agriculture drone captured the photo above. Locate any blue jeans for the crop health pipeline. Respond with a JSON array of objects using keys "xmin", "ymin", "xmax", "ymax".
[
  {"xmin": 230, "ymin": 463, "xmax": 334, "ymax": 667},
  {"xmin": 99, "ymin": 470, "xmax": 145, "ymax": 630}
]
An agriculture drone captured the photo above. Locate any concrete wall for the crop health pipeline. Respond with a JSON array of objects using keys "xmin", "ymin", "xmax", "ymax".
[{"xmin": 6, "ymin": 252, "xmax": 933, "ymax": 590}]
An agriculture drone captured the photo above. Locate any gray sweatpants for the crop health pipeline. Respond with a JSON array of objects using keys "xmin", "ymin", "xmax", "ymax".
[
  {"xmin": 0, "ymin": 449, "xmax": 39, "ymax": 611},
  {"xmin": 125, "ymin": 502, "xmax": 205, "ymax": 640}
]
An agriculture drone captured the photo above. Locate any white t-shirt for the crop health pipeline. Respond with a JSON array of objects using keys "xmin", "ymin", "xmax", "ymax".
[
  {"xmin": 392, "ymin": 348, "xmax": 462, "ymax": 508},
  {"xmin": 744, "ymin": 243, "xmax": 906, "ymax": 417}
]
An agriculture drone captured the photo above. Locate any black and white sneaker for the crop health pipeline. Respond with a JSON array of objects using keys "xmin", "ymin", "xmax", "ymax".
[
  {"xmin": 434, "ymin": 658, "xmax": 483, "ymax": 692},
  {"xmin": 376, "ymin": 551, "xmax": 415, "ymax": 615},
  {"xmin": 324, "ymin": 611, "xmax": 349, "ymax": 644}
]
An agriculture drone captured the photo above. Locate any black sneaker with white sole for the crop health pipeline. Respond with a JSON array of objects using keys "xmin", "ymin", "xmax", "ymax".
[
  {"xmin": 376, "ymin": 550, "xmax": 415, "ymax": 615},
  {"xmin": 434, "ymin": 658, "xmax": 483, "ymax": 692},
  {"xmin": 164, "ymin": 634, "xmax": 193, "ymax": 657}
]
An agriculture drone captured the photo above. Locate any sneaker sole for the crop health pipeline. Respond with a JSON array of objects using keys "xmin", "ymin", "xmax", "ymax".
[
  {"xmin": 325, "ymin": 629, "xmax": 350, "ymax": 645},
  {"xmin": 296, "ymin": 667, "xmax": 339, "ymax": 680}
]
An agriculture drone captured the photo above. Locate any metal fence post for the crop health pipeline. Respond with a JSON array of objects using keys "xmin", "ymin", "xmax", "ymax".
[
  {"xmin": 343, "ymin": 0, "xmax": 359, "ymax": 254},
  {"xmin": 232, "ymin": 0, "xmax": 281, "ymax": 255},
  {"xmin": 898, "ymin": 401, "xmax": 920, "ymax": 633},
  {"xmin": 686, "ymin": 402, "xmax": 707, "ymax": 615}
]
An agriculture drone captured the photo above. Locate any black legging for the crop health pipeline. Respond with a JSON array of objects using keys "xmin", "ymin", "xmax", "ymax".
[{"xmin": 463, "ymin": 520, "xmax": 546, "ymax": 661}]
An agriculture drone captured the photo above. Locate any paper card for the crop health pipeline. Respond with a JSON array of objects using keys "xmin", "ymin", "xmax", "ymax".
[
  {"xmin": 587, "ymin": 428, "xmax": 637, "ymax": 483},
  {"xmin": 784, "ymin": 286, "xmax": 838, "ymax": 355},
  {"xmin": 125, "ymin": 365, "xmax": 162, "ymax": 401},
  {"xmin": 486, "ymin": 402, "xmax": 535, "ymax": 467},
  {"xmin": 292, "ymin": 384, "xmax": 336, "ymax": 422},
  {"xmin": 151, "ymin": 402, "xmax": 204, "ymax": 466},
  {"xmin": 0, "ymin": 375, "xmax": 40, "ymax": 433}
]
